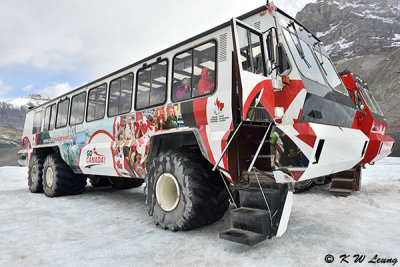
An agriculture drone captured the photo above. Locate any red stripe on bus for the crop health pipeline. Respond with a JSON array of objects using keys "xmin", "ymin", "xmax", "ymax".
[
  {"xmin": 243, "ymin": 79, "xmax": 274, "ymax": 119},
  {"xmin": 293, "ymin": 123, "xmax": 317, "ymax": 148},
  {"xmin": 221, "ymin": 122, "xmax": 233, "ymax": 170},
  {"xmin": 193, "ymin": 98, "xmax": 208, "ymax": 126}
]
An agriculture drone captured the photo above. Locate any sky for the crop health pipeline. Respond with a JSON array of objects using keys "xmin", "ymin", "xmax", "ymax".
[{"xmin": 0, "ymin": 0, "xmax": 316, "ymax": 100}]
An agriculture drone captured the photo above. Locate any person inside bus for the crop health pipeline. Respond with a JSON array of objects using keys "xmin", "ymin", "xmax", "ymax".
[
  {"xmin": 197, "ymin": 68, "xmax": 214, "ymax": 96},
  {"xmin": 175, "ymin": 77, "xmax": 191, "ymax": 100}
]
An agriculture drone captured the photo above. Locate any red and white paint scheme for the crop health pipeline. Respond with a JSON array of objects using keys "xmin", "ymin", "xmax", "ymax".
[
  {"xmin": 340, "ymin": 71, "xmax": 394, "ymax": 164},
  {"xmin": 18, "ymin": 3, "xmax": 394, "ymax": 241}
]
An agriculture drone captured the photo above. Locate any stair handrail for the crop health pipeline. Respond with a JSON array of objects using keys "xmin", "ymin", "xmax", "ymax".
[
  {"xmin": 247, "ymin": 123, "xmax": 272, "ymax": 173},
  {"xmin": 212, "ymin": 121, "xmax": 243, "ymax": 171},
  {"xmin": 253, "ymin": 169, "xmax": 273, "ymax": 226}
]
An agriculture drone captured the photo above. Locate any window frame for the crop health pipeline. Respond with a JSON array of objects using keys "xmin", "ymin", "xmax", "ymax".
[
  {"xmin": 43, "ymin": 105, "xmax": 52, "ymax": 131},
  {"xmin": 49, "ymin": 104, "xmax": 57, "ymax": 131},
  {"xmin": 312, "ymin": 48, "xmax": 348, "ymax": 96},
  {"xmin": 107, "ymin": 72, "xmax": 134, "ymax": 117},
  {"xmin": 235, "ymin": 22, "xmax": 267, "ymax": 76},
  {"xmin": 86, "ymin": 83, "xmax": 107, "ymax": 122},
  {"xmin": 69, "ymin": 91, "xmax": 87, "ymax": 126},
  {"xmin": 135, "ymin": 59, "xmax": 169, "ymax": 111},
  {"xmin": 282, "ymin": 28, "xmax": 328, "ymax": 86},
  {"xmin": 171, "ymin": 39, "xmax": 218, "ymax": 103},
  {"xmin": 55, "ymin": 98, "xmax": 70, "ymax": 129}
]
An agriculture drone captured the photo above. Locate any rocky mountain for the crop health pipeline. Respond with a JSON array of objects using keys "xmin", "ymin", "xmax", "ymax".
[
  {"xmin": 296, "ymin": 0, "xmax": 400, "ymax": 61},
  {"xmin": 0, "ymin": 94, "xmax": 48, "ymax": 166},
  {"xmin": 0, "ymin": 94, "xmax": 49, "ymax": 130},
  {"xmin": 296, "ymin": 0, "xmax": 400, "ymax": 156}
]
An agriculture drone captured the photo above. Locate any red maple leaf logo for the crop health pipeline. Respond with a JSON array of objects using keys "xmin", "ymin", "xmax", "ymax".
[{"xmin": 215, "ymin": 98, "xmax": 224, "ymax": 112}]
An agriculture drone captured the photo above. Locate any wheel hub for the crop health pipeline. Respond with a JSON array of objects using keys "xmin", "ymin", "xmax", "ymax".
[
  {"xmin": 45, "ymin": 167, "xmax": 54, "ymax": 188},
  {"xmin": 155, "ymin": 173, "xmax": 180, "ymax": 212}
]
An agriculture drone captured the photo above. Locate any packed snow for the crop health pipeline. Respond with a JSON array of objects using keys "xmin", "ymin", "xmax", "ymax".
[{"xmin": 0, "ymin": 158, "xmax": 399, "ymax": 266}]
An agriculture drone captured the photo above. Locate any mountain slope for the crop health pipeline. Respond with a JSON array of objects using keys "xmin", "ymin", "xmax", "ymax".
[
  {"xmin": 0, "ymin": 94, "xmax": 48, "ymax": 130},
  {"xmin": 296, "ymin": 0, "xmax": 400, "ymax": 60}
]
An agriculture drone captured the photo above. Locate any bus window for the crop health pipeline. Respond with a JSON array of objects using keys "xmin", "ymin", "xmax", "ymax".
[
  {"xmin": 108, "ymin": 73, "xmax": 133, "ymax": 117},
  {"xmin": 70, "ymin": 92, "xmax": 86, "ymax": 125},
  {"xmin": 193, "ymin": 42, "xmax": 216, "ymax": 96},
  {"xmin": 277, "ymin": 45, "xmax": 290, "ymax": 75},
  {"xmin": 49, "ymin": 104, "xmax": 56, "ymax": 130},
  {"xmin": 43, "ymin": 105, "xmax": 51, "ymax": 131},
  {"xmin": 136, "ymin": 60, "xmax": 168, "ymax": 110},
  {"xmin": 172, "ymin": 41, "xmax": 216, "ymax": 102},
  {"xmin": 266, "ymin": 29, "xmax": 274, "ymax": 63},
  {"xmin": 32, "ymin": 111, "xmax": 43, "ymax": 134},
  {"xmin": 172, "ymin": 50, "xmax": 193, "ymax": 102},
  {"xmin": 56, "ymin": 98, "xmax": 70, "ymax": 128},
  {"xmin": 43, "ymin": 104, "xmax": 57, "ymax": 131},
  {"xmin": 87, "ymin": 84, "xmax": 107, "ymax": 122},
  {"xmin": 150, "ymin": 61, "xmax": 167, "ymax": 106},
  {"xmin": 237, "ymin": 25, "xmax": 264, "ymax": 75}
]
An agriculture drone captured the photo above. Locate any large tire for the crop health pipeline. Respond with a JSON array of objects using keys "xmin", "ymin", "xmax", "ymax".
[
  {"xmin": 89, "ymin": 176, "xmax": 112, "ymax": 187},
  {"xmin": 313, "ymin": 175, "xmax": 331, "ymax": 185},
  {"xmin": 145, "ymin": 148, "xmax": 229, "ymax": 231},
  {"xmin": 28, "ymin": 154, "xmax": 44, "ymax": 193},
  {"xmin": 42, "ymin": 154, "xmax": 87, "ymax": 197},
  {"xmin": 110, "ymin": 177, "xmax": 143, "ymax": 189},
  {"xmin": 294, "ymin": 179, "xmax": 314, "ymax": 193}
]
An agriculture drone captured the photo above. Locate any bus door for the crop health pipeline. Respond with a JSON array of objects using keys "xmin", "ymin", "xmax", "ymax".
[{"xmin": 231, "ymin": 19, "xmax": 275, "ymax": 122}]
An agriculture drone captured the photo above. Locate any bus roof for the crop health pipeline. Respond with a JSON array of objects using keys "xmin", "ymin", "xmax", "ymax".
[{"xmin": 31, "ymin": 5, "xmax": 318, "ymax": 111}]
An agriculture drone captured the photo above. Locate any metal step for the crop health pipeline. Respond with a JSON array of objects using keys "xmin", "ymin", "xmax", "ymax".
[
  {"xmin": 220, "ymin": 228, "xmax": 267, "ymax": 246},
  {"xmin": 331, "ymin": 178, "xmax": 355, "ymax": 190},
  {"xmin": 241, "ymin": 171, "xmax": 275, "ymax": 183},
  {"xmin": 331, "ymin": 167, "xmax": 362, "ymax": 192},
  {"xmin": 239, "ymin": 187, "xmax": 283, "ymax": 213},
  {"xmin": 331, "ymin": 178, "xmax": 354, "ymax": 182},
  {"xmin": 330, "ymin": 188, "xmax": 353, "ymax": 197},
  {"xmin": 230, "ymin": 207, "xmax": 272, "ymax": 235},
  {"xmin": 220, "ymin": 182, "xmax": 289, "ymax": 245}
]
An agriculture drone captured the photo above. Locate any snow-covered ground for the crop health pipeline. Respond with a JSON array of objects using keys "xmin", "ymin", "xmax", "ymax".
[{"xmin": 0, "ymin": 158, "xmax": 399, "ymax": 266}]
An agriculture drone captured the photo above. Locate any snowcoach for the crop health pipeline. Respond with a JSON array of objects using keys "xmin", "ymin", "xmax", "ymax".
[{"xmin": 18, "ymin": 2, "xmax": 380, "ymax": 245}]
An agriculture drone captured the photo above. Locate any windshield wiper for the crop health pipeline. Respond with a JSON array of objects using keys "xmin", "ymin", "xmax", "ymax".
[
  {"xmin": 288, "ymin": 22, "xmax": 311, "ymax": 68},
  {"xmin": 313, "ymin": 42, "xmax": 327, "ymax": 76}
]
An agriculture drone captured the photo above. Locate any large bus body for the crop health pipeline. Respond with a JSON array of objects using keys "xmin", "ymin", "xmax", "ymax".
[{"xmin": 18, "ymin": 4, "xmax": 393, "ymax": 245}]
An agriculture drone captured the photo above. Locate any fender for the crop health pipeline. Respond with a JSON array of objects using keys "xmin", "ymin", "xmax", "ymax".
[{"xmin": 146, "ymin": 128, "xmax": 211, "ymax": 165}]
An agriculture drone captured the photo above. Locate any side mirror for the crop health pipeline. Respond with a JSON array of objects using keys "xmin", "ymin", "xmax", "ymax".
[{"xmin": 266, "ymin": 60, "xmax": 272, "ymax": 75}]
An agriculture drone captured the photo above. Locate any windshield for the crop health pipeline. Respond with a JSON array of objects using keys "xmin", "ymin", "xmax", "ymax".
[
  {"xmin": 314, "ymin": 50, "xmax": 348, "ymax": 95},
  {"xmin": 370, "ymin": 94, "xmax": 383, "ymax": 116},
  {"xmin": 283, "ymin": 28, "xmax": 326, "ymax": 85},
  {"xmin": 356, "ymin": 81, "xmax": 378, "ymax": 114}
]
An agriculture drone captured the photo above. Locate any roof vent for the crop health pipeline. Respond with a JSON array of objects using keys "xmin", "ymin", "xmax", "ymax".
[
  {"xmin": 253, "ymin": 21, "xmax": 261, "ymax": 30},
  {"xmin": 219, "ymin": 33, "xmax": 227, "ymax": 62}
]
